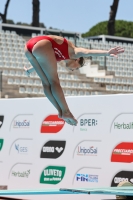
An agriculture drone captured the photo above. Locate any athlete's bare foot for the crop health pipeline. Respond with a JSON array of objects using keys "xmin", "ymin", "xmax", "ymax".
[
  {"xmin": 58, "ymin": 111, "xmax": 72, "ymax": 125},
  {"xmin": 24, "ymin": 66, "xmax": 30, "ymax": 77},
  {"xmin": 62, "ymin": 110, "xmax": 78, "ymax": 126}
]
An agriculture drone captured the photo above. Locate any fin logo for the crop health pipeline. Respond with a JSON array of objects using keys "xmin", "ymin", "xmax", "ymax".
[
  {"xmin": 40, "ymin": 115, "xmax": 65, "ymax": 133},
  {"xmin": 40, "ymin": 140, "xmax": 66, "ymax": 159},
  {"xmin": 40, "ymin": 166, "xmax": 66, "ymax": 184},
  {"xmin": 111, "ymin": 142, "xmax": 133, "ymax": 163},
  {"xmin": 0, "ymin": 116, "xmax": 4, "ymax": 128}
]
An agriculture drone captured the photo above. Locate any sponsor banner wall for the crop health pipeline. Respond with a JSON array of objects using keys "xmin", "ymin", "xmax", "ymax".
[{"xmin": 0, "ymin": 95, "xmax": 133, "ymax": 200}]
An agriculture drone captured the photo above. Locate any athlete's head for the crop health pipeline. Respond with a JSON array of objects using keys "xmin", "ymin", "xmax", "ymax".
[{"xmin": 66, "ymin": 57, "xmax": 85, "ymax": 71}]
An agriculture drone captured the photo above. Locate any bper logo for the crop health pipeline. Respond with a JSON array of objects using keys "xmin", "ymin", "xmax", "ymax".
[
  {"xmin": 0, "ymin": 139, "xmax": 4, "ymax": 151},
  {"xmin": 0, "ymin": 116, "xmax": 4, "ymax": 128},
  {"xmin": 41, "ymin": 115, "xmax": 65, "ymax": 133},
  {"xmin": 111, "ymin": 142, "xmax": 133, "ymax": 163},
  {"xmin": 40, "ymin": 166, "xmax": 66, "ymax": 184},
  {"xmin": 80, "ymin": 119, "xmax": 98, "ymax": 126},
  {"xmin": 111, "ymin": 171, "xmax": 133, "ymax": 186},
  {"xmin": 40, "ymin": 140, "xmax": 66, "ymax": 159}
]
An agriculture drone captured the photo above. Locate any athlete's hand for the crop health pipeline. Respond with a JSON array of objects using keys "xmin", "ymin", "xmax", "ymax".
[
  {"xmin": 24, "ymin": 66, "xmax": 30, "ymax": 77},
  {"xmin": 108, "ymin": 46, "xmax": 124, "ymax": 58}
]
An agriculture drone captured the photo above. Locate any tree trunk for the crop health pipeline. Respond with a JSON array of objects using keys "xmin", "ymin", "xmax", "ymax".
[
  {"xmin": 108, "ymin": 0, "xmax": 119, "ymax": 36},
  {"xmin": 0, "ymin": 0, "xmax": 11, "ymax": 23},
  {"xmin": 32, "ymin": 0, "xmax": 40, "ymax": 27}
]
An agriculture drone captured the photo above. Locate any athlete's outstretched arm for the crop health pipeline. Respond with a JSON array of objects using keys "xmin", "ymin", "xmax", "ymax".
[{"xmin": 74, "ymin": 46, "xmax": 124, "ymax": 58}]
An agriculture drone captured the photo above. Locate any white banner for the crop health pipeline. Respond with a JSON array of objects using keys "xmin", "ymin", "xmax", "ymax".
[{"xmin": 0, "ymin": 94, "xmax": 133, "ymax": 200}]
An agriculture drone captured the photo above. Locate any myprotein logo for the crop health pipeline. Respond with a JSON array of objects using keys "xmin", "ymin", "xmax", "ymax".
[
  {"xmin": 40, "ymin": 166, "xmax": 66, "ymax": 184},
  {"xmin": 15, "ymin": 144, "xmax": 28, "ymax": 154},
  {"xmin": 0, "ymin": 139, "xmax": 4, "ymax": 151},
  {"xmin": 40, "ymin": 140, "xmax": 66, "ymax": 159},
  {"xmin": 111, "ymin": 142, "xmax": 133, "ymax": 163},
  {"xmin": 111, "ymin": 171, "xmax": 133, "ymax": 186},
  {"xmin": 41, "ymin": 115, "xmax": 65, "ymax": 133},
  {"xmin": 0, "ymin": 116, "xmax": 4, "ymax": 128},
  {"xmin": 11, "ymin": 169, "xmax": 30, "ymax": 178},
  {"xmin": 76, "ymin": 174, "xmax": 98, "ymax": 183}
]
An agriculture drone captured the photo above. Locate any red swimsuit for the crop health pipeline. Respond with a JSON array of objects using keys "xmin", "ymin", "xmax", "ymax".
[{"xmin": 26, "ymin": 36, "xmax": 70, "ymax": 61}]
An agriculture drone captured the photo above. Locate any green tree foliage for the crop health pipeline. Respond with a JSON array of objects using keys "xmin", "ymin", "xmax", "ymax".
[
  {"xmin": 6, "ymin": 19, "xmax": 14, "ymax": 24},
  {"xmin": 82, "ymin": 20, "xmax": 133, "ymax": 38}
]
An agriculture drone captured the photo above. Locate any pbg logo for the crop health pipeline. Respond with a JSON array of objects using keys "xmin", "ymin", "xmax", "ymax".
[
  {"xmin": 40, "ymin": 166, "xmax": 66, "ymax": 184},
  {"xmin": 0, "ymin": 116, "xmax": 4, "ymax": 128},
  {"xmin": 111, "ymin": 142, "xmax": 133, "ymax": 163},
  {"xmin": 40, "ymin": 140, "xmax": 66, "ymax": 159},
  {"xmin": 111, "ymin": 171, "xmax": 133, "ymax": 186},
  {"xmin": 40, "ymin": 115, "xmax": 65, "ymax": 133}
]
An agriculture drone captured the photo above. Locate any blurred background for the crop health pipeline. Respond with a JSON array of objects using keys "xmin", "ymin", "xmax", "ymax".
[{"xmin": 0, "ymin": 0, "xmax": 133, "ymax": 99}]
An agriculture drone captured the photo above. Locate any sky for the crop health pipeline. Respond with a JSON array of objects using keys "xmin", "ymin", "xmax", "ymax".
[{"xmin": 0, "ymin": 0, "xmax": 133, "ymax": 34}]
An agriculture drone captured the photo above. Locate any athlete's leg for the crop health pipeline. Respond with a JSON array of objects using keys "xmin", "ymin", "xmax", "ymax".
[
  {"xmin": 24, "ymin": 45, "xmax": 62, "ymax": 118},
  {"xmin": 32, "ymin": 40, "xmax": 78, "ymax": 126}
]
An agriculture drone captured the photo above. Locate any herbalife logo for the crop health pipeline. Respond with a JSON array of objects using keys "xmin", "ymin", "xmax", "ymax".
[
  {"xmin": 40, "ymin": 166, "xmax": 66, "ymax": 184},
  {"xmin": 40, "ymin": 140, "xmax": 66, "ymax": 159},
  {"xmin": 15, "ymin": 144, "xmax": 28, "ymax": 154},
  {"xmin": 0, "ymin": 116, "xmax": 4, "ymax": 128},
  {"xmin": 114, "ymin": 122, "xmax": 133, "ymax": 129},
  {"xmin": 13, "ymin": 120, "xmax": 30, "ymax": 128},
  {"xmin": 0, "ymin": 139, "xmax": 4, "ymax": 151},
  {"xmin": 12, "ymin": 170, "xmax": 30, "ymax": 178}
]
